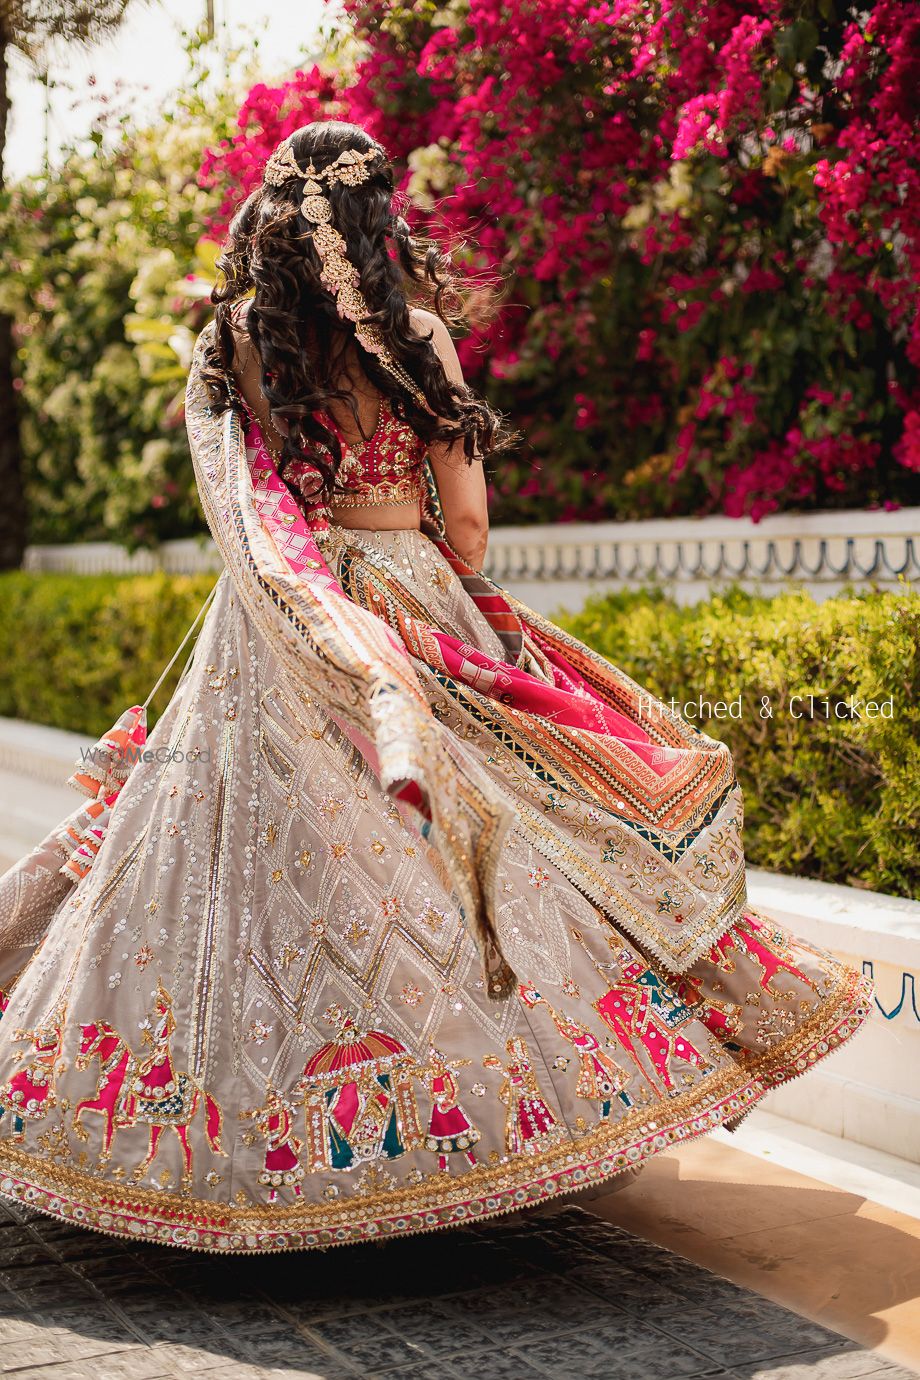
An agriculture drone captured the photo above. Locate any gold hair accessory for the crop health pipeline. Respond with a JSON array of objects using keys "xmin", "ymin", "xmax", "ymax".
[{"xmin": 261, "ymin": 139, "xmax": 426, "ymax": 405}]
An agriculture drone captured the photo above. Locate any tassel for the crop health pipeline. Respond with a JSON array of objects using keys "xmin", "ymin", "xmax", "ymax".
[
  {"xmin": 57, "ymin": 705, "xmax": 147, "ymax": 882},
  {"xmin": 66, "ymin": 704, "xmax": 148, "ymax": 801},
  {"xmin": 59, "ymin": 791, "xmax": 121, "ymax": 882},
  {"xmin": 55, "ymin": 581, "xmax": 219, "ymax": 885}
]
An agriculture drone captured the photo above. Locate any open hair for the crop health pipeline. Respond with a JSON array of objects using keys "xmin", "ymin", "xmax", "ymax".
[{"xmin": 202, "ymin": 119, "xmax": 512, "ymax": 509}]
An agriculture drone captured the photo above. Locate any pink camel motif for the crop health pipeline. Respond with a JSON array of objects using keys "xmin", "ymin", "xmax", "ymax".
[
  {"xmin": 573, "ymin": 932, "xmax": 716, "ymax": 1097},
  {"xmin": 73, "ymin": 1020, "xmax": 136, "ymax": 1159},
  {"xmin": 706, "ymin": 912, "xmax": 822, "ymax": 998},
  {"xmin": 74, "ymin": 984, "xmax": 226, "ymax": 1185}
]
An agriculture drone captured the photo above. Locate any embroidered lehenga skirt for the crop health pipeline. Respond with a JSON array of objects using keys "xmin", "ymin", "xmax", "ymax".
[{"xmin": 0, "ymin": 332, "xmax": 874, "ymax": 1254}]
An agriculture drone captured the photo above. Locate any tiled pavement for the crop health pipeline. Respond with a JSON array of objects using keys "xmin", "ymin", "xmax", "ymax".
[{"xmin": 0, "ymin": 1199, "xmax": 915, "ymax": 1380}]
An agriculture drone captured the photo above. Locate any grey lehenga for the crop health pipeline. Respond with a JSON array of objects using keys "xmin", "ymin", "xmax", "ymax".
[{"xmin": 0, "ymin": 322, "xmax": 873, "ymax": 1253}]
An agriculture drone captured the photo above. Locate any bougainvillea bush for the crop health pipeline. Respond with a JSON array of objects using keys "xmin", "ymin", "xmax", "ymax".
[{"xmin": 203, "ymin": 0, "xmax": 920, "ymax": 525}]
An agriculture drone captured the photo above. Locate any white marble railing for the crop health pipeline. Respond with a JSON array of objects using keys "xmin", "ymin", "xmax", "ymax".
[
  {"xmin": 484, "ymin": 507, "xmax": 920, "ymax": 611},
  {"xmin": 21, "ymin": 506, "xmax": 920, "ymax": 611},
  {"xmin": 0, "ymin": 713, "xmax": 916, "ymax": 1166},
  {"xmin": 22, "ymin": 535, "xmax": 223, "ymax": 577}
]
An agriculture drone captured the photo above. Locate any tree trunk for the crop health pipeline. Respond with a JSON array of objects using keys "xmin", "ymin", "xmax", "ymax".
[{"xmin": 0, "ymin": 26, "xmax": 28, "ymax": 570}]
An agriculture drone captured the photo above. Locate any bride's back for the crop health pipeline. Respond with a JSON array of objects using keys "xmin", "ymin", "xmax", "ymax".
[{"xmin": 228, "ymin": 300, "xmax": 429, "ymax": 531}]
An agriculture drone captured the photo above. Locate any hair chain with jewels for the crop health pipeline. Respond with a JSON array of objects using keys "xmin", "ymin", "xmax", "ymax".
[{"xmin": 262, "ymin": 138, "xmax": 427, "ymax": 408}]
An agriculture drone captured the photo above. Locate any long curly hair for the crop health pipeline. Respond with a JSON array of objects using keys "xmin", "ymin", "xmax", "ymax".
[{"xmin": 202, "ymin": 119, "xmax": 513, "ymax": 509}]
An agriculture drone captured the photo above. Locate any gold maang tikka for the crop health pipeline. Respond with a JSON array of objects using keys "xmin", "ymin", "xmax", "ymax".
[{"xmin": 262, "ymin": 139, "xmax": 426, "ymax": 405}]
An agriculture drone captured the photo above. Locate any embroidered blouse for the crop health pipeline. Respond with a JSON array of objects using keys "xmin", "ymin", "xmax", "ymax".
[
  {"xmin": 237, "ymin": 386, "xmax": 429, "ymax": 528},
  {"xmin": 239, "ymin": 388, "xmax": 427, "ymax": 512},
  {"xmin": 325, "ymin": 399, "xmax": 428, "ymax": 509}
]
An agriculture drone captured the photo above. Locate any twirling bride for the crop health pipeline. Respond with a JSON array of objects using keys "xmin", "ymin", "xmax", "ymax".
[{"xmin": 0, "ymin": 121, "xmax": 873, "ymax": 1253}]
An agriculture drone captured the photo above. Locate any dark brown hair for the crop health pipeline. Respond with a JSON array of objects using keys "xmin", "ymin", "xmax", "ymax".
[{"xmin": 202, "ymin": 119, "xmax": 512, "ymax": 507}]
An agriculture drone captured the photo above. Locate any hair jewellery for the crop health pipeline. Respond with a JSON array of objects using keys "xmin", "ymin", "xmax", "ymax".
[{"xmin": 262, "ymin": 139, "xmax": 427, "ymax": 406}]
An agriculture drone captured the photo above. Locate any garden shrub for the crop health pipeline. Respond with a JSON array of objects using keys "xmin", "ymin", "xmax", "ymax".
[
  {"xmin": 0, "ymin": 571, "xmax": 216, "ymax": 733},
  {"xmin": 0, "ymin": 39, "xmax": 240, "ymax": 549}
]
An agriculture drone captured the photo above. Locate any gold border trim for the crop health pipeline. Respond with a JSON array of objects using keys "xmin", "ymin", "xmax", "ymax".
[{"xmin": 0, "ymin": 969, "xmax": 873, "ymax": 1255}]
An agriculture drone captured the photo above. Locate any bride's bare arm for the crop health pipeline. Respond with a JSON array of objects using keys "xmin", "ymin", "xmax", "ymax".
[{"xmin": 410, "ymin": 307, "xmax": 489, "ymax": 571}]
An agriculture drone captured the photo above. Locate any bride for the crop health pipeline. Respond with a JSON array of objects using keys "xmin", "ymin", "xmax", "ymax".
[{"xmin": 0, "ymin": 120, "xmax": 873, "ymax": 1253}]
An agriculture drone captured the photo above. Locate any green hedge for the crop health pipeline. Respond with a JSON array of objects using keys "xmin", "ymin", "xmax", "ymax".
[
  {"xmin": 0, "ymin": 573, "xmax": 917, "ymax": 899},
  {"xmin": 559, "ymin": 585, "xmax": 920, "ymax": 900},
  {"xmin": 0, "ymin": 571, "xmax": 217, "ymax": 734}
]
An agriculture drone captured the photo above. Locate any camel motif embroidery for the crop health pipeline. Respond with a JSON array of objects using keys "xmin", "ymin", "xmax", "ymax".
[
  {"xmin": 573, "ymin": 930, "xmax": 717, "ymax": 1097},
  {"xmin": 72, "ymin": 981, "xmax": 226, "ymax": 1186},
  {"xmin": 673, "ymin": 972, "xmax": 745, "ymax": 1044},
  {"xmin": 705, "ymin": 912, "xmax": 822, "ymax": 998}
]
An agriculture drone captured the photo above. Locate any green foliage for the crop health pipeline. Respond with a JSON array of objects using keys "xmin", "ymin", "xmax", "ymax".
[
  {"xmin": 0, "ymin": 570, "xmax": 217, "ymax": 733},
  {"xmin": 0, "ymin": 35, "xmax": 240, "ymax": 550},
  {"xmin": 558, "ymin": 584, "xmax": 920, "ymax": 898}
]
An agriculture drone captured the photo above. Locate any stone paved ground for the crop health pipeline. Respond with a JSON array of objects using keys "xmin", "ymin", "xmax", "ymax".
[{"xmin": 0, "ymin": 1199, "xmax": 915, "ymax": 1380}]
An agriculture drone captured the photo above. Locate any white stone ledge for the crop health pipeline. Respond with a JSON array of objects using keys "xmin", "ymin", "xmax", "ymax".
[
  {"xmin": 0, "ymin": 716, "xmax": 915, "ymax": 1164},
  {"xmin": 19, "ymin": 507, "xmax": 920, "ymax": 612},
  {"xmin": 747, "ymin": 867, "xmax": 920, "ymax": 973},
  {"xmin": 21, "ymin": 535, "xmax": 222, "ymax": 576},
  {"xmin": 746, "ymin": 867, "xmax": 920, "ymax": 1164},
  {"xmin": 0, "ymin": 715, "xmax": 91, "ymax": 788},
  {"xmin": 712, "ymin": 1110, "xmax": 920, "ymax": 1221}
]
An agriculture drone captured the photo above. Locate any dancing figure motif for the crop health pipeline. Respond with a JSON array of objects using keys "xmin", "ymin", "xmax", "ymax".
[
  {"xmin": 0, "ymin": 1002, "xmax": 66, "ymax": 1140},
  {"xmin": 240, "ymin": 1084, "xmax": 305, "ymax": 1201},
  {"xmin": 519, "ymin": 982, "xmax": 634, "ymax": 1119},
  {"xmin": 483, "ymin": 1036, "xmax": 566, "ymax": 1156},
  {"xmin": 416, "ymin": 1047, "xmax": 480, "ymax": 1171}
]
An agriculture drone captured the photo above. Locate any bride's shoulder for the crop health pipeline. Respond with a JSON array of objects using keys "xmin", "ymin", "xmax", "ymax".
[
  {"xmin": 409, "ymin": 305, "xmax": 438, "ymax": 330},
  {"xmin": 408, "ymin": 306, "xmax": 462, "ymax": 383},
  {"xmin": 409, "ymin": 305, "xmax": 450, "ymax": 346}
]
